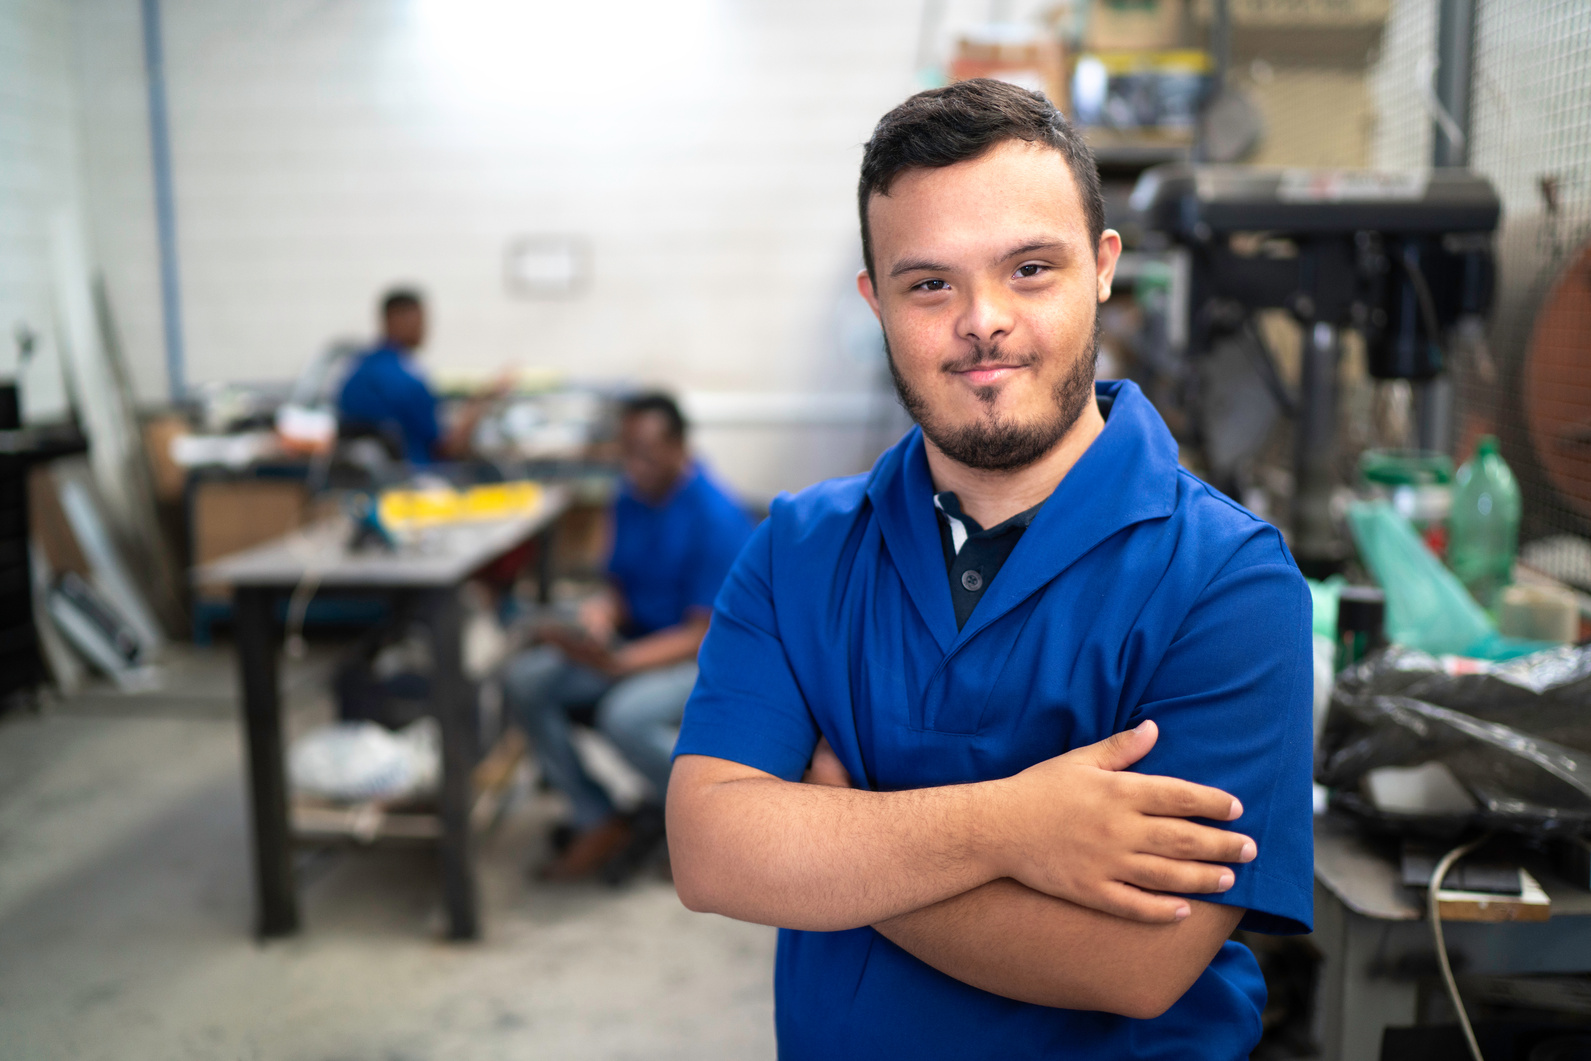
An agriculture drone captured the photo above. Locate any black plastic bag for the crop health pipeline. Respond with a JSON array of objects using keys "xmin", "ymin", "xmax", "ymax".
[{"xmin": 1316, "ymin": 645, "xmax": 1591, "ymax": 837}]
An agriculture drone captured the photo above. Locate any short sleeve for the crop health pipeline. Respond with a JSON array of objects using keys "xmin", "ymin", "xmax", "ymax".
[
  {"xmin": 397, "ymin": 377, "xmax": 440, "ymax": 461},
  {"xmin": 1131, "ymin": 530, "xmax": 1316, "ymax": 935},
  {"xmin": 673, "ymin": 518, "xmax": 821, "ymax": 781}
]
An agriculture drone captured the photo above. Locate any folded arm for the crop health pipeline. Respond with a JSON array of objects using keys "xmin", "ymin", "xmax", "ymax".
[
  {"xmin": 668, "ymin": 721, "xmax": 1254, "ymax": 935},
  {"xmin": 799, "ymin": 736, "xmax": 1243, "ymax": 1018},
  {"xmin": 875, "ymin": 880, "xmax": 1240, "ymax": 1019},
  {"xmin": 669, "ymin": 752, "xmax": 1011, "ymax": 931}
]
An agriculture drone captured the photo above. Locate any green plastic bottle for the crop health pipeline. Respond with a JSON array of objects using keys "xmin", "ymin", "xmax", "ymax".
[{"xmin": 1446, "ymin": 435, "xmax": 1521, "ymax": 611}]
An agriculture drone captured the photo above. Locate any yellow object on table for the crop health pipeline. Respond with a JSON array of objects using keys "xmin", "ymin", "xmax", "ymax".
[{"xmin": 378, "ymin": 481, "xmax": 544, "ymax": 531}]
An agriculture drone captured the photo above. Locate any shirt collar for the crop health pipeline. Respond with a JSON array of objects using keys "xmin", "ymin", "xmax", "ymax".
[
  {"xmin": 865, "ymin": 379, "xmax": 1180, "ymax": 652},
  {"xmin": 933, "ymin": 492, "xmax": 1042, "ymax": 556}
]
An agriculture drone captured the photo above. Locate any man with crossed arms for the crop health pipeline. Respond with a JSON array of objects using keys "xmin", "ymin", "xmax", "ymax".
[{"xmin": 668, "ymin": 79, "xmax": 1313, "ymax": 1059}]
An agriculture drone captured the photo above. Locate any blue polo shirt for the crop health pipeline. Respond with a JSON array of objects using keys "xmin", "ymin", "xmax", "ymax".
[
  {"xmin": 337, "ymin": 343, "xmax": 440, "ymax": 464},
  {"xmin": 608, "ymin": 463, "xmax": 754, "ymax": 638},
  {"xmin": 674, "ymin": 380, "xmax": 1314, "ymax": 1060}
]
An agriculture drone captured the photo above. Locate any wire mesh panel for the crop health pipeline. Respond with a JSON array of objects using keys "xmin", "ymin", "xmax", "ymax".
[
  {"xmin": 1368, "ymin": 0, "xmax": 1438, "ymax": 170},
  {"xmin": 1364, "ymin": 0, "xmax": 1591, "ymax": 585},
  {"xmin": 1462, "ymin": 0, "xmax": 1591, "ymax": 586}
]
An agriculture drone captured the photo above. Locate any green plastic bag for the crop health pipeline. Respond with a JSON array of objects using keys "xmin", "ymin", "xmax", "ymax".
[
  {"xmin": 1306, "ymin": 575, "xmax": 1346, "ymax": 639},
  {"xmin": 1346, "ymin": 500, "xmax": 1548, "ymax": 660}
]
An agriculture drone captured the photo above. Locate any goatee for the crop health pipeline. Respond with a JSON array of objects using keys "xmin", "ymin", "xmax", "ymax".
[{"xmin": 886, "ymin": 313, "xmax": 1101, "ymax": 472}]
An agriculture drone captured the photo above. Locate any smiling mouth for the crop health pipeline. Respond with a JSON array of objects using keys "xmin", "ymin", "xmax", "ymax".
[{"xmin": 954, "ymin": 364, "xmax": 1027, "ymax": 386}]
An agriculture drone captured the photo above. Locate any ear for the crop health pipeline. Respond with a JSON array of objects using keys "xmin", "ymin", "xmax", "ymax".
[
  {"xmin": 1095, "ymin": 229, "xmax": 1124, "ymax": 303},
  {"xmin": 856, "ymin": 268, "xmax": 883, "ymax": 321}
]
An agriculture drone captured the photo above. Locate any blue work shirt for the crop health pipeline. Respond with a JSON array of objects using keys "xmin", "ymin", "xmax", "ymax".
[
  {"xmin": 337, "ymin": 343, "xmax": 440, "ymax": 464},
  {"xmin": 608, "ymin": 463, "xmax": 754, "ymax": 638},
  {"xmin": 674, "ymin": 379, "xmax": 1314, "ymax": 1061}
]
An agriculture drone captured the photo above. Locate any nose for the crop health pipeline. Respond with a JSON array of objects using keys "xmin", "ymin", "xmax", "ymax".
[{"xmin": 956, "ymin": 280, "xmax": 1015, "ymax": 346}]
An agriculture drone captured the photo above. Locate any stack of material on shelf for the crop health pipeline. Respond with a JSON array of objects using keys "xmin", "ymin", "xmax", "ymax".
[{"xmin": 49, "ymin": 212, "xmax": 183, "ymax": 637}]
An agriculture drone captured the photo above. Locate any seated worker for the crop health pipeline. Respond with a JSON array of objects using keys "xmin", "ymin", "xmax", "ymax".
[
  {"xmin": 337, "ymin": 288, "xmax": 498, "ymax": 463},
  {"xmin": 506, "ymin": 392, "xmax": 753, "ymax": 881},
  {"xmin": 667, "ymin": 80, "xmax": 1314, "ymax": 1059}
]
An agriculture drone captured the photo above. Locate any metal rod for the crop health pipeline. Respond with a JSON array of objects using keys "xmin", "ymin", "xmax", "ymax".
[
  {"xmin": 1210, "ymin": 0, "xmax": 1231, "ymax": 91},
  {"xmin": 1433, "ymin": 0, "xmax": 1477, "ymax": 167},
  {"xmin": 1195, "ymin": 0, "xmax": 1231, "ymax": 163},
  {"xmin": 140, "ymin": 0, "xmax": 187, "ymax": 401},
  {"xmin": 1415, "ymin": 375, "xmax": 1453, "ymax": 453},
  {"xmin": 1293, "ymin": 321, "xmax": 1342, "ymax": 574}
]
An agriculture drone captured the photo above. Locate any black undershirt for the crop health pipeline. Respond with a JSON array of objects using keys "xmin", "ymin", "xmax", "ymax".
[
  {"xmin": 932, "ymin": 395, "xmax": 1114, "ymax": 630},
  {"xmin": 934, "ymin": 493, "xmax": 1043, "ymax": 630}
]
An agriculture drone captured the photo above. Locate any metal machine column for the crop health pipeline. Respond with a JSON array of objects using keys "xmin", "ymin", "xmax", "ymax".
[{"xmin": 1293, "ymin": 322, "xmax": 1341, "ymax": 571}]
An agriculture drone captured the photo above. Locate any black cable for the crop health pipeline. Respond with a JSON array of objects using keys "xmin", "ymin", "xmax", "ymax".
[{"xmin": 1398, "ymin": 246, "xmax": 1446, "ymax": 352}]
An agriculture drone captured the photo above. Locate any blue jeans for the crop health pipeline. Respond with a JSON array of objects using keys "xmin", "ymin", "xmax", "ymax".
[{"xmin": 503, "ymin": 646, "xmax": 697, "ymax": 830}]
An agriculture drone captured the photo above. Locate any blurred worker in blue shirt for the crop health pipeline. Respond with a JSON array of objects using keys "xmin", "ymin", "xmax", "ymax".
[
  {"xmin": 505, "ymin": 392, "xmax": 753, "ymax": 881},
  {"xmin": 337, "ymin": 289, "xmax": 497, "ymax": 463}
]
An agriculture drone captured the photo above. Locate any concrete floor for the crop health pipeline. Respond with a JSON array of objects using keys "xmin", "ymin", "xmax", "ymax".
[{"xmin": 0, "ymin": 646, "xmax": 777, "ymax": 1061}]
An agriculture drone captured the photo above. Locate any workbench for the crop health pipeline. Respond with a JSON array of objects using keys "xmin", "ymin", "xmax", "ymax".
[
  {"xmin": 1312, "ymin": 813, "xmax": 1591, "ymax": 1060},
  {"xmin": 200, "ymin": 485, "xmax": 570, "ymax": 941}
]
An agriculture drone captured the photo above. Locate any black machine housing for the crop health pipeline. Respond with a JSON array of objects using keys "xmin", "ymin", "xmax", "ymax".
[
  {"xmin": 1130, "ymin": 164, "xmax": 1501, "ymax": 573},
  {"xmin": 1133, "ymin": 165, "xmax": 1498, "ymax": 379}
]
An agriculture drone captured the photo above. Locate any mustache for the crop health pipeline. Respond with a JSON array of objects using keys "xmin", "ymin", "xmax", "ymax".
[{"xmin": 940, "ymin": 342, "xmax": 1038, "ymax": 375}]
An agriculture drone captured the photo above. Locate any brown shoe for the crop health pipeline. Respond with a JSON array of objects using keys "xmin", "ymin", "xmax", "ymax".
[{"xmin": 537, "ymin": 816, "xmax": 633, "ymax": 882}]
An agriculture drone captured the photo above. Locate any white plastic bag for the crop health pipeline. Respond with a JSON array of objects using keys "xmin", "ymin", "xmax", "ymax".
[{"xmin": 288, "ymin": 717, "xmax": 440, "ymax": 803}]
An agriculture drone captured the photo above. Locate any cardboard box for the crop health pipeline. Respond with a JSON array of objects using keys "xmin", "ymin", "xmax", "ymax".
[
  {"xmin": 950, "ymin": 33, "xmax": 1070, "ymax": 110},
  {"xmin": 1190, "ymin": 0, "xmax": 1388, "ymax": 66},
  {"xmin": 27, "ymin": 466, "xmax": 89, "ymax": 577},
  {"xmin": 191, "ymin": 479, "xmax": 309, "ymax": 596},
  {"xmin": 1191, "ymin": 0, "xmax": 1388, "ymax": 26},
  {"xmin": 141, "ymin": 414, "xmax": 190, "ymax": 503},
  {"xmin": 1085, "ymin": 0, "xmax": 1185, "ymax": 51}
]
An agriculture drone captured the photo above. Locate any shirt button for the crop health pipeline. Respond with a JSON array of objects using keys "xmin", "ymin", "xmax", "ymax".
[{"xmin": 960, "ymin": 569, "xmax": 984, "ymax": 592}]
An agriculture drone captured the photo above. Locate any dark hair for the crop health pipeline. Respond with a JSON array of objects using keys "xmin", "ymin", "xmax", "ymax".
[
  {"xmin": 381, "ymin": 288, "xmax": 423, "ymax": 316},
  {"xmin": 620, "ymin": 391, "xmax": 687, "ymax": 442},
  {"xmin": 858, "ymin": 79, "xmax": 1105, "ymax": 278}
]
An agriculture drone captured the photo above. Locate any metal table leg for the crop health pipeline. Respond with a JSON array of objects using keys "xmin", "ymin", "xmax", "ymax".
[
  {"xmin": 535, "ymin": 525, "xmax": 554, "ymax": 605},
  {"xmin": 236, "ymin": 587, "xmax": 298, "ymax": 938},
  {"xmin": 1313, "ymin": 880, "xmax": 1418, "ymax": 1061},
  {"xmin": 425, "ymin": 586, "xmax": 479, "ymax": 940}
]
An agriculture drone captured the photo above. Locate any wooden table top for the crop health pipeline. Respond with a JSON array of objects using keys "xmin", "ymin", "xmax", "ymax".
[{"xmin": 1314, "ymin": 813, "xmax": 1591, "ymax": 921}]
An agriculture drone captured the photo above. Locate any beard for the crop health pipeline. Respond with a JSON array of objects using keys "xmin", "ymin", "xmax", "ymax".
[{"xmin": 886, "ymin": 311, "xmax": 1101, "ymax": 472}]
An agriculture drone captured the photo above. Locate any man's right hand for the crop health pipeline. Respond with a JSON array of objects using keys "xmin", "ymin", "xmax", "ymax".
[{"xmin": 987, "ymin": 719, "xmax": 1254, "ymax": 923}]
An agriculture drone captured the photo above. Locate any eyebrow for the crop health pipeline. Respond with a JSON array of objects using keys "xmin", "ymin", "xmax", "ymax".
[
  {"xmin": 889, "ymin": 256, "xmax": 952, "ymax": 279},
  {"xmin": 1002, "ymin": 239, "xmax": 1071, "ymax": 259},
  {"xmin": 887, "ymin": 238, "xmax": 1074, "ymax": 279}
]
